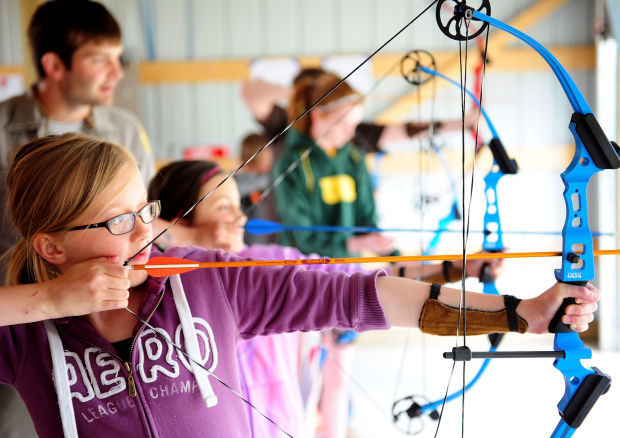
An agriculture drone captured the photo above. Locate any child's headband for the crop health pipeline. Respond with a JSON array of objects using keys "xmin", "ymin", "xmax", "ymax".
[{"xmin": 201, "ymin": 166, "xmax": 222, "ymax": 184}]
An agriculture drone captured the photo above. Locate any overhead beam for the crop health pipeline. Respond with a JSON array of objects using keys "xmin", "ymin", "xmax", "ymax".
[
  {"xmin": 0, "ymin": 65, "xmax": 25, "ymax": 75},
  {"xmin": 135, "ymin": 44, "xmax": 591, "ymax": 84},
  {"xmin": 374, "ymin": 0, "xmax": 573, "ymax": 123},
  {"xmin": 371, "ymin": 44, "xmax": 594, "ymax": 75},
  {"xmin": 139, "ymin": 55, "xmax": 322, "ymax": 84}
]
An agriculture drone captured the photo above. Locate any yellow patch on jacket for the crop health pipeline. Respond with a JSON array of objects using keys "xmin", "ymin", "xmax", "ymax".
[{"xmin": 319, "ymin": 175, "xmax": 357, "ymax": 204}]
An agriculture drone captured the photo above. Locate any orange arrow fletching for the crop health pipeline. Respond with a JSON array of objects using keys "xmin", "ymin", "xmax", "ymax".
[{"xmin": 132, "ymin": 256, "xmax": 200, "ymax": 277}]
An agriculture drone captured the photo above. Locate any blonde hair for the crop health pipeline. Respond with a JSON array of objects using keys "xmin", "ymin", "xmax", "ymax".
[
  {"xmin": 6, "ymin": 133, "xmax": 136, "ymax": 285},
  {"xmin": 287, "ymin": 71, "xmax": 361, "ymax": 134}
]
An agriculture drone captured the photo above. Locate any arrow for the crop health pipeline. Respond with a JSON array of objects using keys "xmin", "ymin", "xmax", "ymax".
[
  {"xmin": 130, "ymin": 250, "xmax": 620, "ymax": 277},
  {"xmin": 244, "ymin": 218, "xmax": 614, "ymax": 237}
]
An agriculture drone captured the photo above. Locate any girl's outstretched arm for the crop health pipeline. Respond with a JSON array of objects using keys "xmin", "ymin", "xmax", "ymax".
[{"xmin": 375, "ymin": 276, "xmax": 599, "ymax": 334}]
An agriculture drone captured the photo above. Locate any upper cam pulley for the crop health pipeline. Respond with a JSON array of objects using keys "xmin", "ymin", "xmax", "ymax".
[{"xmin": 436, "ymin": 0, "xmax": 490, "ymax": 41}]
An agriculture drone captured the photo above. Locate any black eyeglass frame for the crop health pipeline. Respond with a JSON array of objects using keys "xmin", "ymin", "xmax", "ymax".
[{"xmin": 66, "ymin": 200, "xmax": 161, "ymax": 235}]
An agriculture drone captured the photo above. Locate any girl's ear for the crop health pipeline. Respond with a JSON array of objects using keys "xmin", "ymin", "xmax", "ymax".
[{"xmin": 32, "ymin": 233, "xmax": 68, "ymax": 265}]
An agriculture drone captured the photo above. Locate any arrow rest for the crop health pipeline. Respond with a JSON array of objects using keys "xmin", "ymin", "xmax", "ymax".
[{"xmin": 436, "ymin": 0, "xmax": 490, "ymax": 41}]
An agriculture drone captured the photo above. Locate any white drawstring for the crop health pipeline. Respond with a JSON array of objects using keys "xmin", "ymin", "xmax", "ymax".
[
  {"xmin": 44, "ymin": 320, "xmax": 78, "ymax": 438},
  {"xmin": 169, "ymin": 274, "xmax": 218, "ymax": 407}
]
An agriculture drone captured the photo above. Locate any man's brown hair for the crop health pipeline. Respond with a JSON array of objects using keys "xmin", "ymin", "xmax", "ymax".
[{"xmin": 28, "ymin": 0, "xmax": 121, "ymax": 79}]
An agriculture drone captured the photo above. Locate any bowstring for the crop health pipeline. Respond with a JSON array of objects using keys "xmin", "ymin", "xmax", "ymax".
[
  {"xmin": 459, "ymin": 24, "xmax": 470, "ymax": 438},
  {"xmin": 431, "ymin": 9, "xmax": 483, "ymax": 437}
]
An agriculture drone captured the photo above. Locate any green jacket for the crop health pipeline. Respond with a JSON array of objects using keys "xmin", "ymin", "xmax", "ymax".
[{"xmin": 273, "ymin": 129, "xmax": 378, "ymax": 257}]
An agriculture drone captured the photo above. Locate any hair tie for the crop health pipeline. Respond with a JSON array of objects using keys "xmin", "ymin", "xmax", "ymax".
[{"xmin": 201, "ymin": 166, "xmax": 222, "ymax": 185}]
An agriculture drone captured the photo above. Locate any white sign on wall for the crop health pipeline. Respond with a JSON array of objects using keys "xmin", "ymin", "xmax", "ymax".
[
  {"xmin": 248, "ymin": 55, "xmax": 373, "ymax": 94},
  {"xmin": 0, "ymin": 74, "xmax": 24, "ymax": 101}
]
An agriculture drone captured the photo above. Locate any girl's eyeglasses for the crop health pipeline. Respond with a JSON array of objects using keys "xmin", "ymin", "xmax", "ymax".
[{"xmin": 67, "ymin": 200, "xmax": 161, "ymax": 236}]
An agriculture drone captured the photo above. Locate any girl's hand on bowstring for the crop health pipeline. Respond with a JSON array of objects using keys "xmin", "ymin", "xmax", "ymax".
[
  {"xmin": 517, "ymin": 282, "xmax": 599, "ymax": 334},
  {"xmin": 45, "ymin": 256, "xmax": 130, "ymax": 318}
]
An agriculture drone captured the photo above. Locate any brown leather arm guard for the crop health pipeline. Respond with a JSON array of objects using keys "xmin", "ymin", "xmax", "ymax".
[{"xmin": 419, "ymin": 284, "xmax": 528, "ymax": 336}]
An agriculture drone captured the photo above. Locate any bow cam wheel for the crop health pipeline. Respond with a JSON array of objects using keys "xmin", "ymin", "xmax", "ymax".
[
  {"xmin": 391, "ymin": 394, "xmax": 438, "ymax": 435},
  {"xmin": 436, "ymin": 0, "xmax": 491, "ymax": 41},
  {"xmin": 400, "ymin": 50, "xmax": 436, "ymax": 86}
]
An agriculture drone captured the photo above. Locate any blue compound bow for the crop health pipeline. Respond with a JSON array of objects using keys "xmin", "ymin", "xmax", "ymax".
[{"xmin": 434, "ymin": 1, "xmax": 613, "ymax": 437}]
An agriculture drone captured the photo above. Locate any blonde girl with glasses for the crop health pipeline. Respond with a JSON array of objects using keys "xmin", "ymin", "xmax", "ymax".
[{"xmin": 0, "ymin": 133, "xmax": 599, "ymax": 437}]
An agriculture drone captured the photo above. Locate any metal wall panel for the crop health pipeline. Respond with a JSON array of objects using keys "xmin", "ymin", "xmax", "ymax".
[
  {"xmin": 299, "ymin": 0, "xmax": 338, "ymax": 54},
  {"xmin": 0, "ymin": 0, "xmax": 23, "ymax": 64},
  {"xmin": 262, "ymin": 0, "xmax": 301, "ymax": 55},
  {"xmin": 101, "ymin": 0, "xmax": 146, "ymax": 60},
  {"xmin": 193, "ymin": 0, "xmax": 231, "ymax": 58}
]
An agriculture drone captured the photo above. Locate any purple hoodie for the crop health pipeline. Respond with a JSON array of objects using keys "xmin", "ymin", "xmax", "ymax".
[{"xmin": 0, "ymin": 245, "xmax": 388, "ymax": 437}]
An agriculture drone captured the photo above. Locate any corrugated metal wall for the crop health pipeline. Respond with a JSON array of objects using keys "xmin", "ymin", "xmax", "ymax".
[{"xmin": 0, "ymin": 0, "xmax": 23, "ymax": 65}]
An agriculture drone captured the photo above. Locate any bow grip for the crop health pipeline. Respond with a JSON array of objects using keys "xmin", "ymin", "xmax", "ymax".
[
  {"xmin": 548, "ymin": 279, "xmax": 586, "ymax": 333},
  {"xmin": 478, "ymin": 249, "xmax": 501, "ymax": 285},
  {"xmin": 479, "ymin": 264, "xmax": 496, "ymax": 285}
]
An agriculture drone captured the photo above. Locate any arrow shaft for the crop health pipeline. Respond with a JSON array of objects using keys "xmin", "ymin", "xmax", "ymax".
[{"xmin": 131, "ymin": 249, "xmax": 620, "ymax": 271}]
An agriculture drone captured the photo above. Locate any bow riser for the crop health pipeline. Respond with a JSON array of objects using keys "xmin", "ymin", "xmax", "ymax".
[
  {"xmin": 482, "ymin": 168, "xmax": 504, "ymax": 253},
  {"xmin": 555, "ymin": 122, "xmax": 599, "ymax": 283}
]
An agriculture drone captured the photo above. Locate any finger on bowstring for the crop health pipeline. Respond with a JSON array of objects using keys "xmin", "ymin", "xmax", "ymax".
[
  {"xmin": 105, "ymin": 276, "xmax": 131, "ymax": 294},
  {"xmin": 96, "ymin": 256, "xmax": 130, "ymax": 278},
  {"xmin": 102, "ymin": 285, "xmax": 130, "ymax": 301}
]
